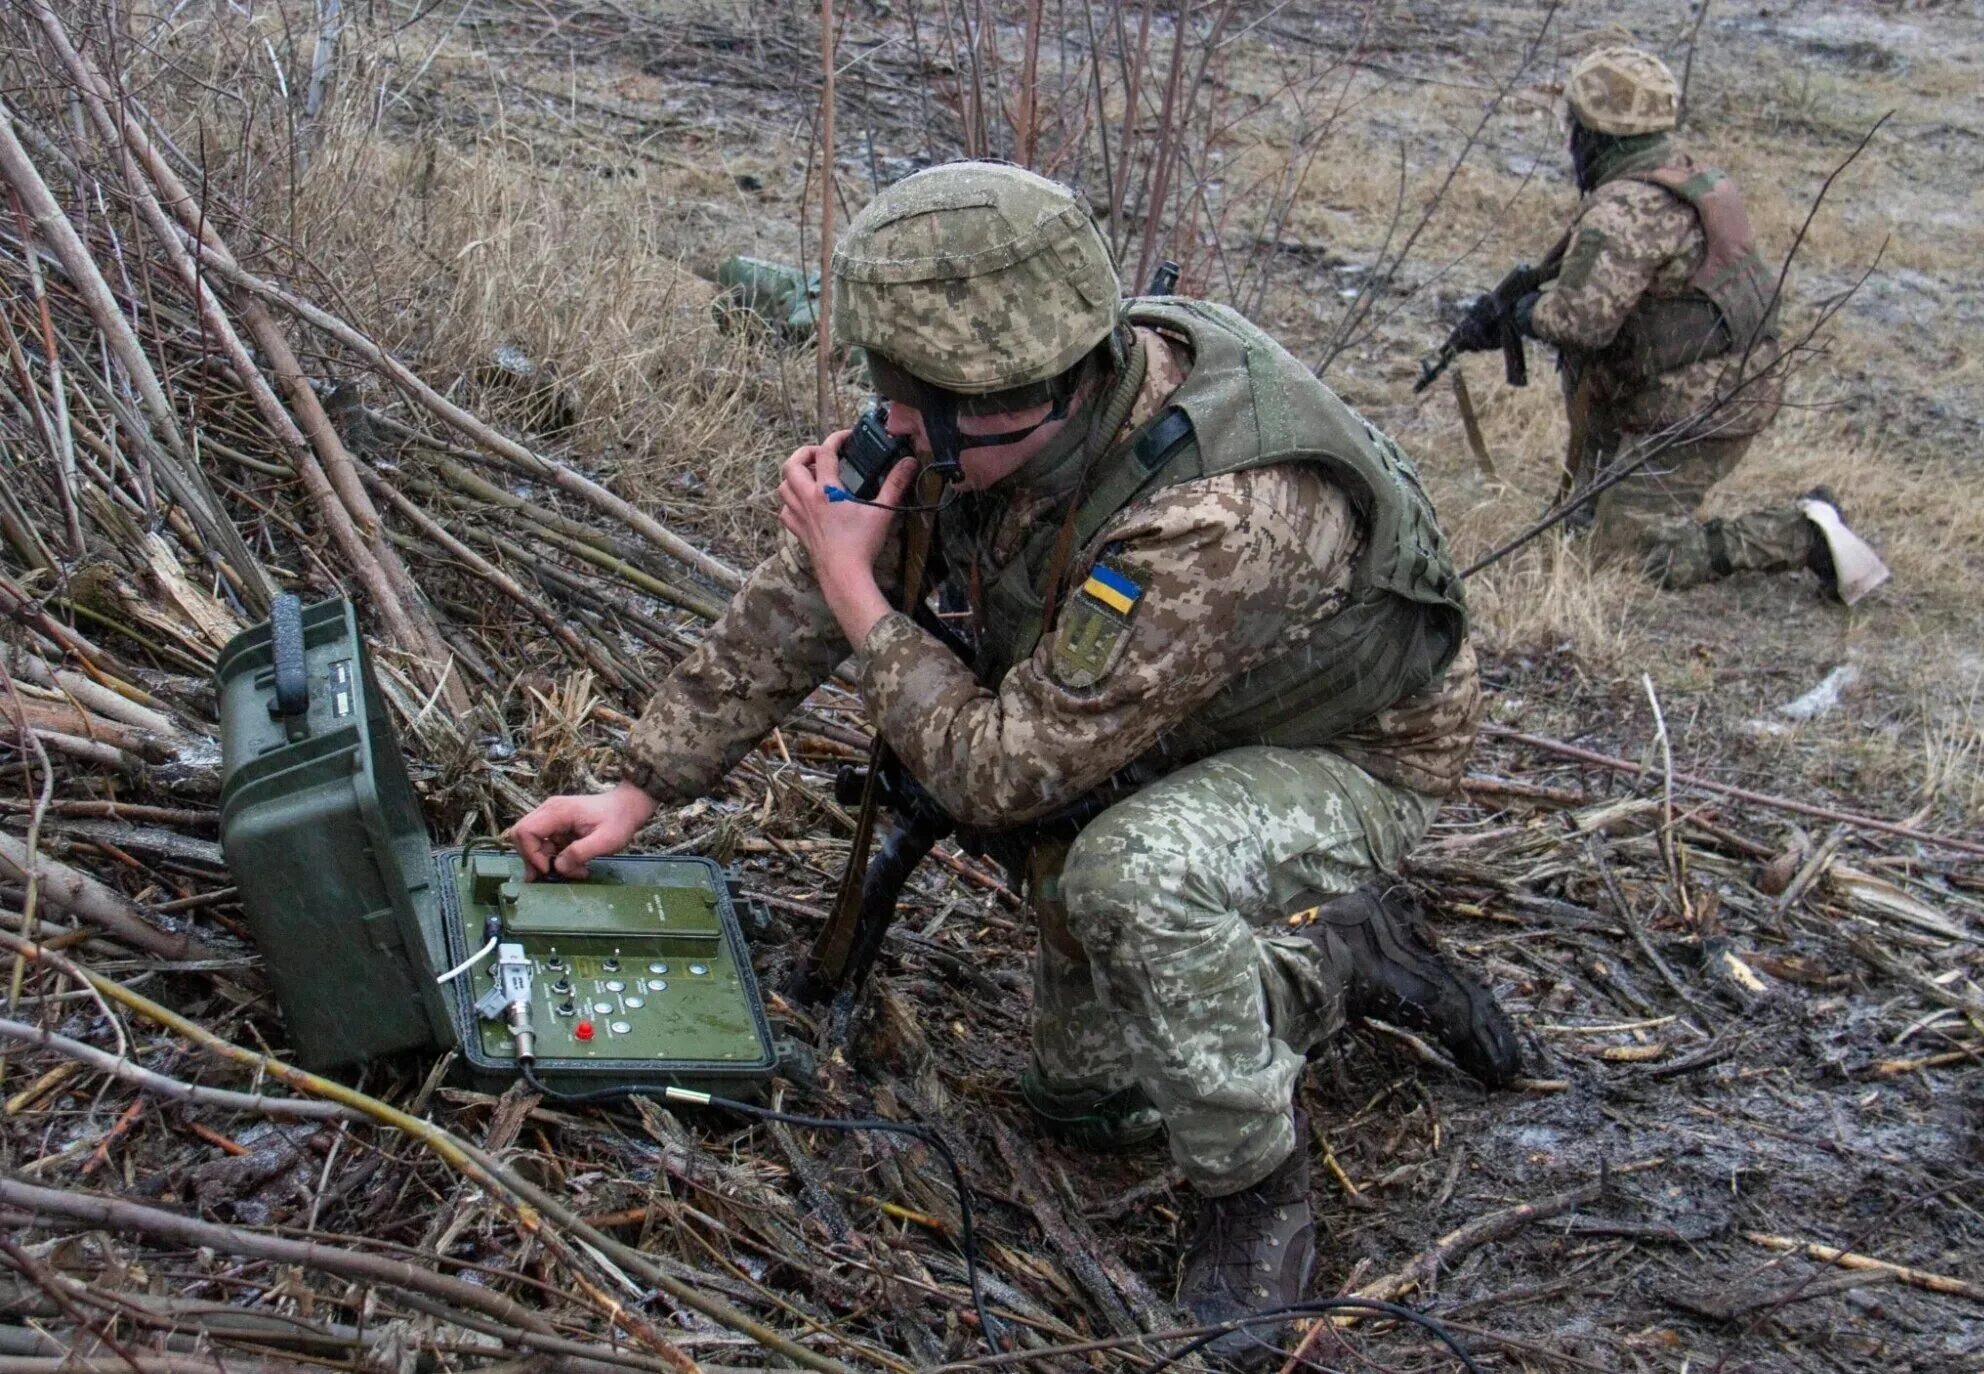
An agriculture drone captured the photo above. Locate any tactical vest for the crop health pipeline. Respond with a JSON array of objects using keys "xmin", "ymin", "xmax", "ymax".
[
  {"xmin": 955, "ymin": 298, "xmax": 1467, "ymax": 755},
  {"xmin": 1603, "ymin": 164, "xmax": 1780, "ymax": 380}
]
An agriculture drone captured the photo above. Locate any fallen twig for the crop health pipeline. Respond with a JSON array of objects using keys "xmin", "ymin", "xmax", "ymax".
[
  {"xmin": 1351, "ymin": 1178, "xmax": 1606, "ymax": 1304},
  {"xmin": 1743, "ymin": 1232, "xmax": 1983, "ymax": 1305}
]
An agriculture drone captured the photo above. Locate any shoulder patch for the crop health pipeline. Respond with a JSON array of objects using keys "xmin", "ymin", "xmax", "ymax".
[
  {"xmin": 1049, "ymin": 561, "xmax": 1144, "ymax": 690},
  {"xmin": 1559, "ymin": 226, "xmax": 1607, "ymax": 292}
]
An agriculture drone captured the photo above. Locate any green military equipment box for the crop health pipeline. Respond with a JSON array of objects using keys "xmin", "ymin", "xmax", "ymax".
[{"xmin": 216, "ymin": 597, "xmax": 775, "ymax": 1095}]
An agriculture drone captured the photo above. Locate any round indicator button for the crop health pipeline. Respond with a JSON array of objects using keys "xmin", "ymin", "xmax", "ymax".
[
  {"xmin": 625, "ymin": 997, "xmax": 644, "ymax": 1009},
  {"xmin": 647, "ymin": 962, "xmax": 669, "ymax": 975},
  {"xmin": 610, "ymin": 1020, "xmax": 632, "ymax": 1035},
  {"xmin": 647, "ymin": 979, "xmax": 667, "ymax": 992},
  {"xmin": 593, "ymin": 1001, "xmax": 613, "ymax": 1014},
  {"xmin": 604, "ymin": 979, "xmax": 625, "ymax": 992},
  {"xmin": 574, "ymin": 1021, "xmax": 595, "ymax": 1042},
  {"xmin": 689, "ymin": 963, "xmax": 709, "ymax": 976}
]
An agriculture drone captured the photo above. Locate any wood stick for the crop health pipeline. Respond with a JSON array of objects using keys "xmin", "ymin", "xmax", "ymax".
[
  {"xmin": 0, "ymin": 1178, "xmax": 562, "ymax": 1337},
  {"xmin": 0, "ymin": 1021, "xmax": 344, "ymax": 1126},
  {"xmin": 189, "ymin": 252, "xmax": 743, "ymax": 592},
  {"xmin": 1, "ymin": 646, "xmax": 182, "ymax": 737},
  {"xmin": 24, "ymin": 5, "xmax": 463, "ymax": 702},
  {"xmin": 363, "ymin": 472, "xmax": 632, "ymax": 693},
  {"xmin": 1350, "ymin": 1178, "xmax": 1605, "ymax": 1304},
  {"xmin": 1486, "ymin": 725, "xmax": 1984, "ymax": 859},
  {"xmin": 1744, "ymin": 1232, "xmax": 1984, "ymax": 1304},
  {"xmin": 0, "ymin": 832, "xmax": 226, "ymax": 963}
]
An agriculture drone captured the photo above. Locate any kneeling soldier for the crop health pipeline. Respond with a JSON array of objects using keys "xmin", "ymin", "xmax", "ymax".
[
  {"xmin": 1457, "ymin": 46, "xmax": 1886, "ymax": 602},
  {"xmin": 512, "ymin": 162, "xmax": 1521, "ymax": 1365}
]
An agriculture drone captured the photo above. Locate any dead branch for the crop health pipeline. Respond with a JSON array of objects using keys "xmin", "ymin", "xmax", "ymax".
[
  {"xmin": 1487, "ymin": 726, "xmax": 1984, "ymax": 859},
  {"xmin": 0, "ymin": 97, "xmax": 271, "ymax": 609},
  {"xmin": 1351, "ymin": 1177, "xmax": 1606, "ymax": 1304},
  {"xmin": 0, "ymin": 1018, "xmax": 356, "ymax": 1121},
  {"xmin": 0, "ymin": 832, "xmax": 227, "ymax": 963},
  {"xmin": 1743, "ymin": 1232, "xmax": 1983, "ymax": 1305}
]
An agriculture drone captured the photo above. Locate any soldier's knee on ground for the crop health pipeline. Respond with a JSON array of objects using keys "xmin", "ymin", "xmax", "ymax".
[{"xmin": 1716, "ymin": 504, "xmax": 1817, "ymax": 574}]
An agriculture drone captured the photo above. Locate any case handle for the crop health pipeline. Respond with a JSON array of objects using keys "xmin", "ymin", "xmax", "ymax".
[{"xmin": 268, "ymin": 593, "xmax": 309, "ymax": 733}]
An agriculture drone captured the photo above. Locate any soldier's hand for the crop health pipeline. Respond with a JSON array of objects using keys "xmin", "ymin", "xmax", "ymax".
[
  {"xmin": 778, "ymin": 433, "xmax": 917, "ymax": 584},
  {"xmin": 508, "ymin": 782, "xmax": 657, "ymax": 880},
  {"xmin": 1448, "ymin": 297, "xmax": 1502, "ymax": 353}
]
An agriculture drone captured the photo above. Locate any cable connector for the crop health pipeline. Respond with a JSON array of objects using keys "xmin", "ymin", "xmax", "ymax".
[{"xmin": 474, "ymin": 942, "xmax": 535, "ymax": 1062}]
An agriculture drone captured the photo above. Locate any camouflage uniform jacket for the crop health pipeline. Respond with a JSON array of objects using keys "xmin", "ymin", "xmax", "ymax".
[
  {"xmin": 621, "ymin": 328, "xmax": 1481, "ymax": 828},
  {"xmin": 1529, "ymin": 146, "xmax": 1782, "ymax": 438}
]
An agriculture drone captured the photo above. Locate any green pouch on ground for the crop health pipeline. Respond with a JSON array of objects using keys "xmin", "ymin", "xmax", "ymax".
[{"xmin": 715, "ymin": 255, "xmax": 820, "ymax": 339}]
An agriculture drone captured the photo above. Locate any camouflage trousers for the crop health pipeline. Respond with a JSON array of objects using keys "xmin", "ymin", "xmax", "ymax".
[
  {"xmin": 1579, "ymin": 433, "xmax": 1815, "ymax": 587},
  {"xmin": 1025, "ymin": 746, "xmax": 1442, "ymax": 1195}
]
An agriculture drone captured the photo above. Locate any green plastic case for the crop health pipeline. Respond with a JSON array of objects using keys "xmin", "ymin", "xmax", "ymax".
[{"xmin": 216, "ymin": 597, "xmax": 775, "ymax": 1094}]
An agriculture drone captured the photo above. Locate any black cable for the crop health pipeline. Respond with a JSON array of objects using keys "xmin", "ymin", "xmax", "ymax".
[
  {"xmin": 518, "ymin": 1063, "xmax": 1002, "ymax": 1352},
  {"xmin": 1143, "ymin": 1297, "xmax": 1484, "ymax": 1374}
]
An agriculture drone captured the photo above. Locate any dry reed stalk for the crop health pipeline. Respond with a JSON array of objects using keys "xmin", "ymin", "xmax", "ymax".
[
  {"xmin": 193, "ymin": 253, "xmax": 742, "ymax": 593},
  {"xmin": 21, "ymin": 0, "xmax": 466, "ymax": 705},
  {"xmin": 817, "ymin": 0, "xmax": 837, "ymax": 428},
  {"xmin": 0, "ymin": 97, "xmax": 271, "ymax": 610},
  {"xmin": 360, "ymin": 469, "xmax": 634, "ymax": 694},
  {"xmin": 0, "ymin": 831, "xmax": 226, "ymax": 964}
]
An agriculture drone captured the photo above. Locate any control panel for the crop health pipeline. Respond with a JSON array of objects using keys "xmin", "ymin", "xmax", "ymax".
[{"xmin": 438, "ymin": 849, "xmax": 774, "ymax": 1092}]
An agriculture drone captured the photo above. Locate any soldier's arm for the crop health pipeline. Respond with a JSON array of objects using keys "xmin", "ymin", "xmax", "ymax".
[
  {"xmin": 1527, "ymin": 185, "xmax": 1693, "ymax": 351},
  {"xmin": 619, "ymin": 531, "xmax": 879, "ymax": 804},
  {"xmin": 857, "ymin": 467, "xmax": 1358, "ymax": 830}
]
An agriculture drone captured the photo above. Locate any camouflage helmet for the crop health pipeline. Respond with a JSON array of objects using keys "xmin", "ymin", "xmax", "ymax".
[
  {"xmin": 1565, "ymin": 46, "xmax": 1679, "ymax": 136},
  {"xmin": 833, "ymin": 161, "xmax": 1121, "ymax": 397}
]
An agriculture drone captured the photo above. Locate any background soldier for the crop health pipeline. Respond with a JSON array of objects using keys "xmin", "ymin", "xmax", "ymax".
[
  {"xmin": 1458, "ymin": 45, "xmax": 1885, "ymax": 602},
  {"xmin": 511, "ymin": 162, "xmax": 1520, "ymax": 1365}
]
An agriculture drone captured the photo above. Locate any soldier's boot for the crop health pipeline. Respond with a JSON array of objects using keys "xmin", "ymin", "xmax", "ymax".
[
  {"xmin": 1289, "ymin": 887, "xmax": 1522, "ymax": 1087},
  {"xmin": 1177, "ymin": 1116, "xmax": 1316, "ymax": 1370},
  {"xmin": 1798, "ymin": 486, "xmax": 1889, "ymax": 605},
  {"xmin": 1018, "ymin": 1067, "xmax": 1165, "ymax": 1151}
]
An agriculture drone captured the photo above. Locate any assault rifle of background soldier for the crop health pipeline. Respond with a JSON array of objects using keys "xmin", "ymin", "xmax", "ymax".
[{"xmin": 1414, "ymin": 256, "xmax": 1561, "ymax": 397}]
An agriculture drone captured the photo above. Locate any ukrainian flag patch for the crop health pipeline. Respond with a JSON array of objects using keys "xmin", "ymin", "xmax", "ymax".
[
  {"xmin": 1081, "ymin": 563, "xmax": 1142, "ymax": 615},
  {"xmin": 1051, "ymin": 560, "xmax": 1146, "ymax": 690}
]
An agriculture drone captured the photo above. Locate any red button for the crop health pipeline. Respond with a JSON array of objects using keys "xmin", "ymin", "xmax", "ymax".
[{"xmin": 574, "ymin": 1021, "xmax": 595, "ymax": 1042}]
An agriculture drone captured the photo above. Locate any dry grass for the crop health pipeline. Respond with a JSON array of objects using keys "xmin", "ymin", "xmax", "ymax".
[
  {"xmin": 95, "ymin": 0, "xmax": 1978, "ymax": 810},
  {"xmin": 1464, "ymin": 535, "xmax": 1652, "ymax": 673},
  {"xmin": 292, "ymin": 127, "xmax": 802, "ymax": 551}
]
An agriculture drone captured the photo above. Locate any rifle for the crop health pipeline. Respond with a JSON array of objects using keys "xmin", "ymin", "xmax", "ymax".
[
  {"xmin": 785, "ymin": 757, "xmax": 955, "ymax": 1008},
  {"xmin": 1413, "ymin": 259, "xmax": 1559, "ymax": 394}
]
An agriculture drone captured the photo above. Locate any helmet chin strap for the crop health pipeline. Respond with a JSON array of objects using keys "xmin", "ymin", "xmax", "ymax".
[{"xmin": 915, "ymin": 380, "xmax": 1077, "ymax": 482}]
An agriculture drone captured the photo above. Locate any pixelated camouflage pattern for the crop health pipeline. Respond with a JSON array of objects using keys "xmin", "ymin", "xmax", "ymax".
[
  {"xmin": 1042, "ymin": 745, "xmax": 1443, "ymax": 1193},
  {"xmin": 617, "ymin": 530, "xmax": 900, "ymax": 802},
  {"xmin": 858, "ymin": 317, "xmax": 1481, "ymax": 827},
  {"xmin": 1573, "ymin": 433, "xmax": 1815, "ymax": 585},
  {"xmin": 616, "ymin": 318, "xmax": 1479, "ymax": 1188},
  {"xmin": 833, "ymin": 162, "xmax": 1121, "ymax": 394},
  {"xmin": 1530, "ymin": 150, "xmax": 1784, "ymax": 439},
  {"xmin": 1639, "ymin": 504, "xmax": 1817, "ymax": 588},
  {"xmin": 622, "ymin": 326, "xmax": 1481, "ymax": 815},
  {"xmin": 1565, "ymin": 46, "xmax": 1679, "ymax": 136}
]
